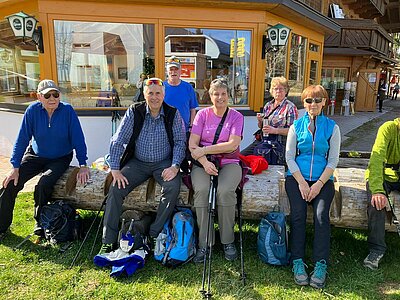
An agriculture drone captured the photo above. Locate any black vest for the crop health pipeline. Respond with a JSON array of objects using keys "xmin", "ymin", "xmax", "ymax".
[{"xmin": 119, "ymin": 101, "xmax": 176, "ymax": 169}]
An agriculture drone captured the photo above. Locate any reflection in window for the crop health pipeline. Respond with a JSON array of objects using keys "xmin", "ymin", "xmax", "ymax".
[
  {"xmin": 54, "ymin": 20, "xmax": 155, "ymax": 107},
  {"xmin": 321, "ymin": 68, "xmax": 348, "ymax": 90},
  {"xmin": 0, "ymin": 21, "xmax": 39, "ymax": 104},
  {"xmin": 309, "ymin": 60, "xmax": 318, "ymax": 85},
  {"xmin": 288, "ymin": 33, "xmax": 307, "ymax": 104},
  {"xmin": 165, "ymin": 27, "xmax": 251, "ymax": 106},
  {"xmin": 334, "ymin": 69, "xmax": 346, "ymax": 89},
  {"xmin": 309, "ymin": 43, "xmax": 319, "ymax": 52},
  {"xmin": 264, "ymin": 38, "xmax": 288, "ymax": 104}
]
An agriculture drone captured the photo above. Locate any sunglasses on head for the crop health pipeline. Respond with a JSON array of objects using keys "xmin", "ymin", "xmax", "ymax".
[
  {"xmin": 167, "ymin": 57, "xmax": 180, "ymax": 63},
  {"xmin": 304, "ymin": 97, "xmax": 323, "ymax": 104},
  {"xmin": 43, "ymin": 92, "xmax": 60, "ymax": 99},
  {"xmin": 145, "ymin": 79, "xmax": 164, "ymax": 86},
  {"xmin": 211, "ymin": 78, "xmax": 228, "ymax": 85}
]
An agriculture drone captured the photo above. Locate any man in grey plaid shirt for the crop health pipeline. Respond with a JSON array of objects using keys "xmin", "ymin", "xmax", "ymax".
[{"xmin": 99, "ymin": 78, "xmax": 186, "ymax": 254}]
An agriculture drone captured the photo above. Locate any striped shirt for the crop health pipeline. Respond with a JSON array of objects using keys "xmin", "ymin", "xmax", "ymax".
[
  {"xmin": 109, "ymin": 104, "xmax": 186, "ymax": 170},
  {"xmin": 263, "ymin": 97, "xmax": 298, "ymax": 128}
]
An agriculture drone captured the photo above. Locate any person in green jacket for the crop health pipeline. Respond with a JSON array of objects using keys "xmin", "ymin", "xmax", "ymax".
[{"xmin": 364, "ymin": 118, "xmax": 400, "ymax": 270}]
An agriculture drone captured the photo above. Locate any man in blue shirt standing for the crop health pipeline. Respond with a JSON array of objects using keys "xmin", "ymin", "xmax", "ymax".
[
  {"xmin": 99, "ymin": 77, "xmax": 186, "ymax": 254},
  {"xmin": 0, "ymin": 79, "xmax": 90, "ymax": 240},
  {"xmin": 164, "ymin": 56, "xmax": 198, "ymax": 132}
]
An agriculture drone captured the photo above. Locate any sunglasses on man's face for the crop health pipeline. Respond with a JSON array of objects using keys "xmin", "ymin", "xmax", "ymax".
[
  {"xmin": 43, "ymin": 92, "xmax": 60, "ymax": 99},
  {"xmin": 304, "ymin": 97, "xmax": 323, "ymax": 104},
  {"xmin": 145, "ymin": 79, "xmax": 164, "ymax": 86},
  {"xmin": 166, "ymin": 57, "xmax": 180, "ymax": 63}
]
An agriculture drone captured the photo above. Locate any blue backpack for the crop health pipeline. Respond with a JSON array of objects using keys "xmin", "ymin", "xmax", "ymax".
[
  {"xmin": 253, "ymin": 137, "xmax": 285, "ymax": 165},
  {"xmin": 154, "ymin": 208, "xmax": 196, "ymax": 268},
  {"xmin": 257, "ymin": 210, "xmax": 290, "ymax": 266}
]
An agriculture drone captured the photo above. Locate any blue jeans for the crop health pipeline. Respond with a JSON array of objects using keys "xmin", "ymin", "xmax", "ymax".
[
  {"xmin": 366, "ymin": 180, "xmax": 400, "ymax": 254},
  {"xmin": 285, "ymin": 176, "xmax": 335, "ymax": 264}
]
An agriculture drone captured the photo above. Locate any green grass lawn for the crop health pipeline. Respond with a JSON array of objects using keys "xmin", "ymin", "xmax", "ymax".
[{"xmin": 1, "ymin": 193, "xmax": 400, "ymax": 300}]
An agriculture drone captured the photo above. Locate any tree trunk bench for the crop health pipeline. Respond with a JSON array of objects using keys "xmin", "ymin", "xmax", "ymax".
[{"xmin": 52, "ymin": 165, "xmax": 400, "ymax": 232}]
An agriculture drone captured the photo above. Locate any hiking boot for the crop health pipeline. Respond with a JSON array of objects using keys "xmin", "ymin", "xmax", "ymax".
[
  {"xmin": 33, "ymin": 222, "xmax": 44, "ymax": 237},
  {"xmin": 193, "ymin": 248, "xmax": 207, "ymax": 264},
  {"xmin": 310, "ymin": 260, "xmax": 328, "ymax": 289},
  {"xmin": 223, "ymin": 243, "xmax": 237, "ymax": 261},
  {"xmin": 98, "ymin": 243, "xmax": 113, "ymax": 255},
  {"xmin": 363, "ymin": 252, "xmax": 384, "ymax": 270},
  {"xmin": 292, "ymin": 258, "xmax": 309, "ymax": 286}
]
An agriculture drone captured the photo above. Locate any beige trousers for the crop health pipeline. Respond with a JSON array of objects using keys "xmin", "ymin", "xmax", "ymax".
[{"xmin": 191, "ymin": 163, "xmax": 242, "ymax": 248}]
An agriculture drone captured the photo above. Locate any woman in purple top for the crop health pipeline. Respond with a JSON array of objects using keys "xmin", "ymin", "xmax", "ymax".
[{"xmin": 189, "ymin": 79, "xmax": 244, "ymax": 263}]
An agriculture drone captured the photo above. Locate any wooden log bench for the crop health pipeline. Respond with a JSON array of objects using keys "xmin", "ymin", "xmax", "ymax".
[{"xmin": 52, "ymin": 165, "xmax": 400, "ymax": 232}]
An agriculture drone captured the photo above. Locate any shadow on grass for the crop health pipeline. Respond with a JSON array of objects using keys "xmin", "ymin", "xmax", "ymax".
[{"xmin": 2, "ymin": 197, "xmax": 400, "ymax": 299}]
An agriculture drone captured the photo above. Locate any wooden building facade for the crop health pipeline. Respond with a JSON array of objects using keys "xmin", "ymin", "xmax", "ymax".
[{"xmin": 0, "ymin": 0, "xmax": 338, "ymax": 113}]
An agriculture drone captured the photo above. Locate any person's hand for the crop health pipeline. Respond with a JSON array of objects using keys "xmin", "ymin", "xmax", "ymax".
[
  {"xmin": 2, "ymin": 168, "xmax": 19, "ymax": 188},
  {"xmin": 371, "ymin": 193, "xmax": 388, "ymax": 210},
  {"xmin": 306, "ymin": 181, "xmax": 324, "ymax": 202},
  {"xmin": 111, "ymin": 170, "xmax": 129, "ymax": 189},
  {"xmin": 262, "ymin": 125, "xmax": 277, "ymax": 135},
  {"xmin": 202, "ymin": 160, "xmax": 218, "ymax": 176},
  {"xmin": 161, "ymin": 166, "xmax": 179, "ymax": 182},
  {"xmin": 256, "ymin": 113, "xmax": 264, "ymax": 123},
  {"xmin": 298, "ymin": 181, "xmax": 310, "ymax": 202},
  {"xmin": 76, "ymin": 166, "xmax": 90, "ymax": 185},
  {"xmin": 191, "ymin": 146, "xmax": 207, "ymax": 161}
]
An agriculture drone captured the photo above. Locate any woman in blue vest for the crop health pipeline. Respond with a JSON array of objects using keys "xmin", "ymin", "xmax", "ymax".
[{"xmin": 285, "ymin": 85, "xmax": 341, "ymax": 289}]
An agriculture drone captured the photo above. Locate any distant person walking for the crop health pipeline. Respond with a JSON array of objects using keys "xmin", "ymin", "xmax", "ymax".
[
  {"xmin": 378, "ymin": 79, "xmax": 387, "ymax": 112},
  {"xmin": 392, "ymin": 82, "xmax": 399, "ymax": 100}
]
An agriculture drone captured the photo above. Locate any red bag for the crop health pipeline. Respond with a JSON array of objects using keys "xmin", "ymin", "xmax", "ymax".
[{"xmin": 239, "ymin": 154, "xmax": 268, "ymax": 175}]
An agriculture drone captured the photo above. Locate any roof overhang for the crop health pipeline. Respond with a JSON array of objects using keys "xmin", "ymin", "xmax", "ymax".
[
  {"xmin": 323, "ymin": 47, "xmax": 376, "ymax": 56},
  {"xmin": 0, "ymin": 0, "xmax": 340, "ymax": 35}
]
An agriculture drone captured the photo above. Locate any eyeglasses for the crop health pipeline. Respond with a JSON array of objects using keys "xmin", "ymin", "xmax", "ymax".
[
  {"xmin": 273, "ymin": 87, "xmax": 285, "ymax": 92},
  {"xmin": 43, "ymin": 92, "xmax": 60, "ymax": 99},
  {"xmin": 166, "ymin": 57, "xmax": 180, "ymax": 63},
  {"xmin": 145, "ymin": 78, "xmax": 164, "ymax": 86},
  {"xmin": 304, "ymin": 97, "xmax": 324, "ymax": 104}
]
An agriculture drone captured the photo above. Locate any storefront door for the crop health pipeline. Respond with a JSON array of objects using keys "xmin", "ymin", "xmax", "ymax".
[{"xmin": 355, "ymin": 69, "xmax": 380, "ymax": 112}]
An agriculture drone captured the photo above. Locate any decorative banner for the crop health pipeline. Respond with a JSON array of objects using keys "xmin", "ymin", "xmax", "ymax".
[{"xmin": 230, "ymin": 38, "xmax": 246, "ymax": 58}]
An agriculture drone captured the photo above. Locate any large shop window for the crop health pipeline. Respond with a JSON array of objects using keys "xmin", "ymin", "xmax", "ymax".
[
  {"xmin": 321, "ymin": 68, "xmax": 348, "ymax": 90},
  {"xmin": 0, "ymin": 21, "xmax": 40, "ymax": 105},
  {"xmin": 165, "ymin": 27, "xmax": 251, "ymax": 106},
  {"xmin": 54, "ymin": 20, "xmax": 155, "ymax": 108},
  {"xmin": 288, "ymin": 34, "xmax": 307, "ymax": 105},
  {"xmin": 264, "ymin": 40, "xmax": 287, "ymax": 105}
]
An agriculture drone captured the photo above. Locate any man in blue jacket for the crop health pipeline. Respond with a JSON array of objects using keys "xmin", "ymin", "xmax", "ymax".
[{"xmin": 0, "ymin": 79, "xmax": 90, "ymax": 240}]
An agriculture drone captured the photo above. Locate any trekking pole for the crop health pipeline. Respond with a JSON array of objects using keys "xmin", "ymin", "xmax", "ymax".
[
  {"xmin": 237, "ymin": 189, "xmax": 246, "ymax": 285},
  {"xmin": 118, "ymin": 218, "xmax": 126, "ymax": 242},
  {"xmin": 70, "ymin": 196, "xmax": 107, "ymax": 268},
  {"xmin": 200, "ymin": 174, "xmax": 218, "ymax": 299},
  {"xmin": 89, "ymin": 212, "xmax": 106, "ymax": 258}
]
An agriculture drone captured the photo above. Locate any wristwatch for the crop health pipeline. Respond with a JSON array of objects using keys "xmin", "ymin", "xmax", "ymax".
[{"xmin": 172, "ymin": 163, "xmax": 180, "ymax": 170}]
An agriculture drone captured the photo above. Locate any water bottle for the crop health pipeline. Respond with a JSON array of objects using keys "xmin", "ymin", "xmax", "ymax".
[{"xmin": 263, "ymin": 117, "xmax": 269, "ymax": 140}]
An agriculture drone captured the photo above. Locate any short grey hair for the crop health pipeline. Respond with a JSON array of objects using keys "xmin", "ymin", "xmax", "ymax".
[{"xmin": 209, "ymin": 78, "xmax": 230, "ymax": 95}]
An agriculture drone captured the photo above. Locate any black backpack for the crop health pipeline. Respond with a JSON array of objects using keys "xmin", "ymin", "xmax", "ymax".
[{"xmin": 39, "ymin": 201, "xmax": 81, "ymax": 244}]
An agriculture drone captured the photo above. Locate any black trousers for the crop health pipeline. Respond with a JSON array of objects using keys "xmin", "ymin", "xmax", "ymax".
[
  {"xmin": 285, "ymin": 176, "xmax": 335, "ymax": 264},
  {"xmin": 0, "ymin": 148, "xmax": 72, "ymax": 233},
  {"xmin": 366, "ymin": 180, "xmax": 400, "ymax": 255}
]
